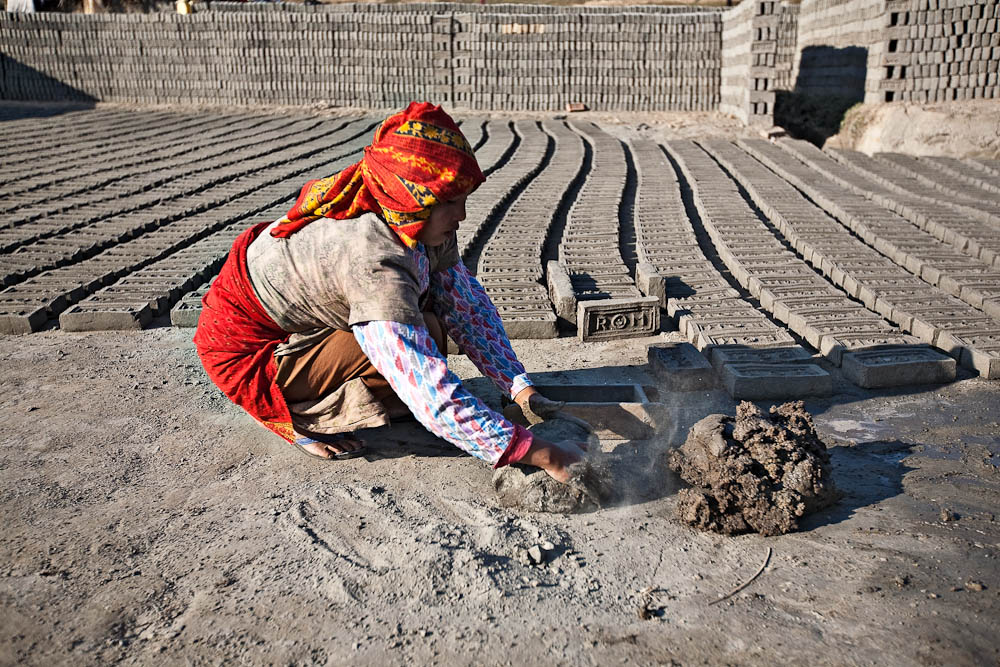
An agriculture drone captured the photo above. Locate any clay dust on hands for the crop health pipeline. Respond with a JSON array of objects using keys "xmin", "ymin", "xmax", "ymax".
[{"xmin": 492, "ymin": 413, "xmax": 614, "ymax": 514}]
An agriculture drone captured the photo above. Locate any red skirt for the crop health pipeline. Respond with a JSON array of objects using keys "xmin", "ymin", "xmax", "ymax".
[{"xmin": 193, "ymin": 222, "xmax": 295, "ymax": 442}]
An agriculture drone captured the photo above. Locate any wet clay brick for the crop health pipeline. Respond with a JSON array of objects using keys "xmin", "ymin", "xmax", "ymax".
[
  {"xmin": 647, "ymin": 342, "xmax": 716, "ymax": 392},
  {"xmin": 841, "ymin": 345, "xmax": 956, "ymax": 388},
  {"xmin": 720, "ymin": 363, "xmax": 833, "ymax": 400},
  {"xmin": 59, "ymin": 303, "xmax": 152, "ymax": 331},
  {"xmin": 577, "ymin": 297, "xmax": 660, "ymax": 343}
]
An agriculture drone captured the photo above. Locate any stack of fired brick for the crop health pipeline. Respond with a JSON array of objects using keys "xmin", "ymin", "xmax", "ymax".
[
  {"xmin": 792, "ymin": 0, "xmax": 885, "ymax": 101},
  {"xmin": 0, "ymin": 4, "xmax": 721, "ymax": 112},
  {"xmin": 208, "ymin": 2, "xmax": 724, "ymax": 15},
  {"xmin": 451, "ymin": 10, "xmax": 722, "ymax": 112},
  {"xmin": 720, "ymin": 0, "xmax": 797, "ymax": 126},
  {"xmin": 475, "ymin": 121, "xmax": 585, "ymax": 339},
  {"xmin": 0, "ymin": 10, "xmax": 445, "ymax": 108},
  {"xmin": 666, "ymin": 139, "xmax": 920, "ymax": 366},
  {"xmin": 630, "ymin": 139, "xmax": 804, "ymax": 357},
  {"xmin": 0, "ymin": 112, "xmax": 376, "ymax": 334},
  {"xmin": 732, "ymin": 137, "xmax": 1000, "ymax": 378},
  {"xmin": 553, "ymin": 122, "xmax": 640, "ymax": 323},
  {"xmin": 468, "ymin": 120, "xmax": 556, "ymax": 338},
  {"xmin": 880, "ymin": 0, "xmax": 999, "ymax": 103}
]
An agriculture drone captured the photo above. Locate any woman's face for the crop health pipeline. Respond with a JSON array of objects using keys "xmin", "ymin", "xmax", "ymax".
[{"xmin": 418, "ymin": 192, "xmax": 469, "ymax": 247}]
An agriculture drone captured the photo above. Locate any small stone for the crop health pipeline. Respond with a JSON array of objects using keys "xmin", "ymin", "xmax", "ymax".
[
  {"xmin": 940, "ymin": 508, "xmax": 959, "ymax": 522},
  {"xmin": 966, "ymin": 580, "xmax": 986, "ymax": 591},
  {"xmin": 541, "ymin": 541, "xmax": 555, "ymax": 551},
  {"xmin": 527, "ymin": 545, "xmax": 544, "ymax": 565}
]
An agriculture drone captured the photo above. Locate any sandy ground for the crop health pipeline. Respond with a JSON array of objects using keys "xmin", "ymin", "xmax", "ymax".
[
  {"xmin": 826, "ymin": 100, "xmax": 1000, "ymax": 159},
  {"xmin": 1, "ymin": 322, "xmax": 998, "ymax": 666}
]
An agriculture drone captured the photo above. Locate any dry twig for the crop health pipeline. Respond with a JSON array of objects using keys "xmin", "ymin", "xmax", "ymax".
[{"xmin": 709, "ymin": 547, "xmax": 772, "ymax": 606}]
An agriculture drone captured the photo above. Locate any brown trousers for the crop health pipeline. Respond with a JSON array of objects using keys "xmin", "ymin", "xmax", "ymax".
[{"xmin": 274, "ymin": 312, "xmax": 447, "ymax": 410}]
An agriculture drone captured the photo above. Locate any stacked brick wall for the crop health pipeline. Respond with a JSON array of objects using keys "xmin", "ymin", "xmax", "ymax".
[
  {"xmin": 720, "ymin": 0, "xmax": 795, "ymax": 126},
  {"xmin": 719, "ymin": 0, "xmax": 755, "ymax": 123},
  {"xmin": 4, "ymin": 1, "xmax": 997, "ymax": 121},
  {"xmin": 774, "ymin": 3, "xmax": 799, "ymax": 91},
  {"xmin": 204, "ymin": 2, "xmax": 725, "ymax": 16},
  {"xmin": 793, "ymin": 0, "xmax": 886, "ymax": 102},
  {"xmin": 0, "ymin": 4, "xmax": 721, "ymax": 112},
  {"xmin": 880, "ymin": 0, "xmax": 999, "ymax": 103},
  {"xmin": 452, "ymin": 11, "xmax": 722, "ymax": 111}
]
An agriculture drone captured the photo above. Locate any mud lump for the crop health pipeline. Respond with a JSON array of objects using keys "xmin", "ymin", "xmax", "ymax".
[
  {"xmin": 667, "ymin": 401, "xmax": 839, "ymax": 536},
  {"xmin": 492, "ymin": 415, "xmax": 613, "ymax": 514}
]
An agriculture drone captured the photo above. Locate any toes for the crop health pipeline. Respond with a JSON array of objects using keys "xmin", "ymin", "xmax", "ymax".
[
  {"xmin": 302, "ymin": 441, "xmax": 334, "ymax": 458},
  {"xmin": 326, "ymin": 438, "xmax": 365, "ymax": 456}
]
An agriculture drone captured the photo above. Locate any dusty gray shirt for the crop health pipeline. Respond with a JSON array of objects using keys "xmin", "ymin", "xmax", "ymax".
[{"xmin": 247, "ymin": 213, "xmax": 460, "ymax": 356}]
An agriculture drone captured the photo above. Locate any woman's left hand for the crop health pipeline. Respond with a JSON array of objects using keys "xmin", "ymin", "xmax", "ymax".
[
  {"xmin": 515, "ymin": 389, "xmax": 564, "ymax": 421},
  {"xmin": 514, "ymin": 387, "xmax": 593, "ymax": 431}
]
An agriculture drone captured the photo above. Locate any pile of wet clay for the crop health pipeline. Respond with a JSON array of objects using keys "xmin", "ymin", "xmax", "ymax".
[
  {"xmin": 492, "ymin": 413, "xmax": 613, "ymax": 514},
  {"xmin": 667, "ymin": 401, "xmax": 840, "ymax": 536}
]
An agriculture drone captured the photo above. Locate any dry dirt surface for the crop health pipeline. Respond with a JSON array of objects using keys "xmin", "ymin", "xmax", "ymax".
[
  {"xmin": 2, "ymin": 99, "xmax": 1000, "ymax": 665},
  {"xmin": 2, "ymin": 326, "xmax": 999, "ymax": 666}
]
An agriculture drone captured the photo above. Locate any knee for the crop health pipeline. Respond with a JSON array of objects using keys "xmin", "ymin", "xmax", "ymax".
[{"xmin": 422, "ymin": 311, "xmax": 447, "ymax": 354}]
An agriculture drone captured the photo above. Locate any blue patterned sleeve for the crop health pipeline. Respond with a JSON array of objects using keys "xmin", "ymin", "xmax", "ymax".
[
  {"xmin": 429, "ymin": 262, "xmax": 533, "ymax": 399},
  {"xmin": 353, "ymin": 319, "xmax": 532, "ymax": 465}
]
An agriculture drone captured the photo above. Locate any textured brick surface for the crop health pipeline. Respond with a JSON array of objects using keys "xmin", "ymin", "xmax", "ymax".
[
  {"xmin": 647, "ymin": 342, "xmax": 716, "ymax": 392},
  {"xmin": 577, "ymin": 297, "xmax": 660, "ymax": 343},
  {"xmin": 720, "ymin": 362, "xmax": 833, "ymax": 399},
  {"xmin": 3, "ymin": 106, "xmax": 999, "ymax": 389},
  {"xmin": 841, "ymin": 345, "xmax": 956, "ymax": 387}
]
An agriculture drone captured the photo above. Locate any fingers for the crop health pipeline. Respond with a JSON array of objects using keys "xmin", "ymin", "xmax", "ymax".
[
  {"xmin": 528, "ymin": 394, "xmax": 566, "ymax": 417},
  {"xmin": 542, "ymin": 465, "xmax": 571, "ymax": 485}
]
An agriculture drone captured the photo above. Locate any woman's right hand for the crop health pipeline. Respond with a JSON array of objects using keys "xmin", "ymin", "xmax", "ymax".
[{"xmin": 520, "ymin": 436, "xmax": 589, "ymax": 484}]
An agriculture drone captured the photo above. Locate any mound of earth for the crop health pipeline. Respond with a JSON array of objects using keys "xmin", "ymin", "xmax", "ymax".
[
  {"xmin": 492, "ymin": 415, "xmax": 613, "ymax": 514},
  {"xmin": 824, "ymin": 100, "xmax": 1000, "ymax": 159},
  {"xmin": 667, "ymin": 401, "xmax": 840, "ymax": 536}
]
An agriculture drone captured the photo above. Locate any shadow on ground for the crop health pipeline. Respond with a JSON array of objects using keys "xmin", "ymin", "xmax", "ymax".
[
  {"xmin": 802, "ymin": 439, "xmax": 916, "ymax": 530},
  {"xmin": 773, "ymin": 44, "xmax": 868, "ymax": 146}
]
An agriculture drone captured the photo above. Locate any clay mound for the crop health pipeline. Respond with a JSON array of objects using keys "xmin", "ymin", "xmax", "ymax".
[
  {"xmin": 492, "ymin": 416, "xmax": 613, "ymax": 514},
  {"xmin": 667, "ymin": 401, "xmax": 839, "ymax": 536}
]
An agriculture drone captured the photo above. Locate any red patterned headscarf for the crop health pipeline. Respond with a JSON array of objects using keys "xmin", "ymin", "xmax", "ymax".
[{"xmin": 270, "ymin": 102, "xmax": 484, "ymax": 248}]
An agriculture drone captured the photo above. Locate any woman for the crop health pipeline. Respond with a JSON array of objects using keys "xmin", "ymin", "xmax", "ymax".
[{"xmin": 194, "ymin": 102, "xmax": 585, "ymax": 483}]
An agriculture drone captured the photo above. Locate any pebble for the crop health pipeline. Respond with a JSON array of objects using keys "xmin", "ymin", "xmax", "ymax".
[
  {"xmin": 966, "ymin": 580, "xmax": 986, "ymax": 591},
  {"xmin": 527, "ymin": 545, "xmax": 544, "ymax": 565},
  {"xmin": 541, "ymin": 541, "xmax": 555, "ymax": 551},
  {"xmin": 940, "ymin": 508, "xmax": 959, "ymax": 522}
]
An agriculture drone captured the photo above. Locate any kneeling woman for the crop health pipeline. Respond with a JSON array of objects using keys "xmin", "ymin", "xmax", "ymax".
[{"xmin": 194, "ymin": 102, "xmax": 584, "ymax": 483}]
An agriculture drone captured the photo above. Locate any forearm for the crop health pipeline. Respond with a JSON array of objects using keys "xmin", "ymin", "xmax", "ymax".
[
  {"xmin": 429, "ymin": 262, "xmax": 533, "ymax": 398},
  {"xmin": 353, "ymin": 319, "xmax": 531, "ymax": 466}
]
